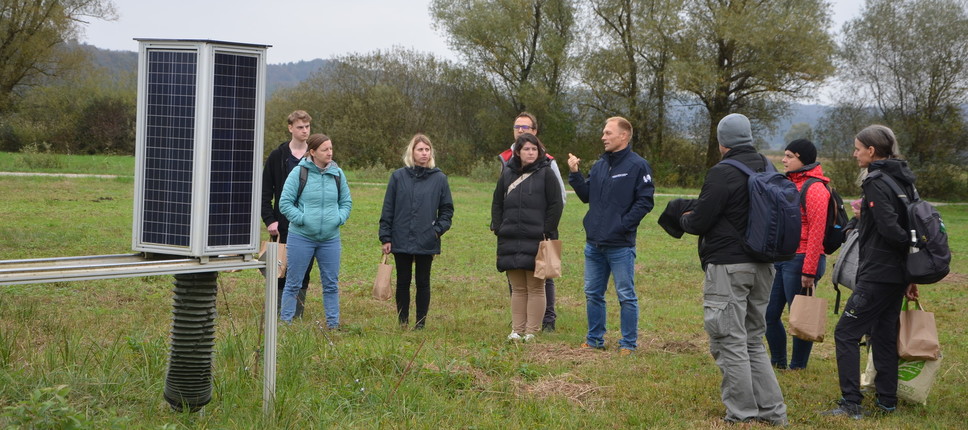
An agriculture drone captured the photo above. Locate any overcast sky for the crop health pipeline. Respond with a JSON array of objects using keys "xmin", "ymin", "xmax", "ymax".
[{"xmin": 81, "ymin": 0, "xmax": 866, "ymax": 65}]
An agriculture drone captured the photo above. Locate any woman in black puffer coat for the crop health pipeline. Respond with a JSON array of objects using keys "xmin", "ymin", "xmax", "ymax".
[{"xmin": 491, "ymin": 133, "xmax": 563, "ymax": 341}]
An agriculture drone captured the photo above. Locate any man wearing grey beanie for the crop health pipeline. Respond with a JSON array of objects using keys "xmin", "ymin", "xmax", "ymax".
[{"xmin": 679, "ymin": 113, "xmax": 788, "ymax": 426}]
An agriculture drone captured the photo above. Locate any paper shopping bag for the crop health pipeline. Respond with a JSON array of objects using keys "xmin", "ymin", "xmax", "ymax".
[
  {"xmin": 533, "ymin": 239, "xmax": 562, "ymax": 280},
  {"xmin": 258, "ymin": 236, "xmax": 287, "ymax": 278},
  {"xmin": 372, "ymin": 253, "xmax": 393, "ymax": 301},
  {"xmin": 898, "ymin": 299, "xmax": 940, "ymax": 361},
  {"xmin": 788, "ymin": 288, "xmax": 827, "ymax": 342}
]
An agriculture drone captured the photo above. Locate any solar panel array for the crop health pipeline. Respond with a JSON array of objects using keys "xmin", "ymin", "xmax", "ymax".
[
  {"xmin": 207, "ymin": 53, "xmax": 259, "ymax": 247},
  {"xmin": 141, "ymin": 49, "xmax": 198, "ymax": 247}
]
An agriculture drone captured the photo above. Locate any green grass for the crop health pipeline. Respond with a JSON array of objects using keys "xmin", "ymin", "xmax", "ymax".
[
  {"xmin": 0, "ymin": 151, "xmax": 136, "ymax": 176},
  {"xmin": 0, "ymin": 155, "xmax": 966, "ymax": 429}
]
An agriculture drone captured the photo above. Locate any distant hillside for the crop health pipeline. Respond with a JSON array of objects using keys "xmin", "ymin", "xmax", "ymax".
[
  {"xmin": 764, "ymin": 103, "xmax": 830, "ymax": 149},
  {"xmin": 79, "ymin": 44, "xmax": 329, "ymax": 96}
]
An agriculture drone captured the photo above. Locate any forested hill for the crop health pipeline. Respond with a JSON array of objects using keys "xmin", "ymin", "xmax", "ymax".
[
  {"xmin": 80, "ymin": 44, "xmax": 828, "ymax": 148},
  {"xmin": 79, "ymin": 44, "xmax": 330, "ymax": 95}
]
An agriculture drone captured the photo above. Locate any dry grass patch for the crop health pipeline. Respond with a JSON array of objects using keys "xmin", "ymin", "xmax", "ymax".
[{"xmin": 518, "ymin": 372, "xmax": 609, "ymax": 409}]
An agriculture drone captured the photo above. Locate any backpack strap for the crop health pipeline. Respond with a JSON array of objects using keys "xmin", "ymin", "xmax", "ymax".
[
  {"xmin": 719, "ymin": 154, "xmax": 775, "ymax": 176},
  {"xmin": 870, "ymin": 170, "xmax": 919, "ymax": 205},
  {"xmin": 296, "ymin": 165, "xmax": 309, "ymax": 204}
]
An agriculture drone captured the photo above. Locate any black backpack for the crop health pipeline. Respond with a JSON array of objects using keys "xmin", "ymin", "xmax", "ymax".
[
  {"xmin": 799, "ymin": 178, "xmax": 849, "ymax": 255},
  {"xmin": 720, "ymin": 156, "xmax": 801, "ymax": 262},
  {"xmin": 868, "ymin": 171, "xmax": 951, "ymax": 284}
]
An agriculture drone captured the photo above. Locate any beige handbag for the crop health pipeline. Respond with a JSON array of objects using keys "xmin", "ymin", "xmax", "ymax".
[
  {"xmin": 534, "ymin": 239, "xmax": 562, "ymax": 280},
  {"xmin": 788, "ymin": 287, "xmax": 827, "ymax": 342},
  {"xmin": 257, "ymin": 236, "xmax": 287, "ymax": 278},
  {"xmin": 898, "ymin": 299, "xmax": 940, "ymax": 361},
  {"xmin": 372, "ymin": 253, "xmax": 393, "ymax": 301}
]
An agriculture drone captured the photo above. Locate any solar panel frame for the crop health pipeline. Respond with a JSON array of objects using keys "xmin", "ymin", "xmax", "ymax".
[{"xmin": 132, "ymin": 40, "xmax": 266, "ymax": 258}]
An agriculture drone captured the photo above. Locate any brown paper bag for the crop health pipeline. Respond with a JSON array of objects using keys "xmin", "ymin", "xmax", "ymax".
[
  {"xmin": 898, "ymin": 299, "xmax": 940, "ymax": 361},
  {"xmin": 788, "ymin": 287, "xmax": 827, "ymax": 342},
  {"xmin": 372, "ymin": 253, "xmax": 393, "ymax": 301},
  {"xmin": 258, "ymin": 236, "xmax": 287, "ymax": 278},
  {"xmin": 534, "ymin": 239, "xmax": 562, "ymax": 280}
]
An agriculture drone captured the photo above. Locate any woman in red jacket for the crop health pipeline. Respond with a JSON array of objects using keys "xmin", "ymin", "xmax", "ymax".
[{"xmin": 765, "ymin": 139, "xmax": 829, "ymax": 370}]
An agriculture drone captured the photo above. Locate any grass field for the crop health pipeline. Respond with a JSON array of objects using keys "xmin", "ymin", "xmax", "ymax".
[{"xmin": 0, "ymin": 154, "xmax": 965, "ymax": 429}]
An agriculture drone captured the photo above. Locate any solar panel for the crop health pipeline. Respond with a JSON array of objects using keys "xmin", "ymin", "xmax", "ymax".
[
  {"xmin": 142, "ymin": 50, "xmax": 198, "ymax": 248},
  {"xmin": 208, "ymin": 53, "xmax": 258, "ymax": 247},
  {"xmin": 132, "ymin": 40, "xmax": 267, "ymax": 257}
]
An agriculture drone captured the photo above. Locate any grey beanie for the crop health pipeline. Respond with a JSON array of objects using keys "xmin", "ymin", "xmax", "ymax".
[{"xmin": 717, "ymin": 113, "xmax": 753, "ymax": 148}]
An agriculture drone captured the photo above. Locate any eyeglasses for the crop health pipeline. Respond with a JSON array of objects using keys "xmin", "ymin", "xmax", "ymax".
[{"xmin": 513, "ymin": 125, "xmax": 534, "ymax": 131}]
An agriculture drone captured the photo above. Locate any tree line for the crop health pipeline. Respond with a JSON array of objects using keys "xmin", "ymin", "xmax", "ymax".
[{"xmin": 2, "ymin": 0, "xmax": 967, "ymax": 198}]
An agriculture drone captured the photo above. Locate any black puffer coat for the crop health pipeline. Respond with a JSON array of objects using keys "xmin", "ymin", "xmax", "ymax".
[
  {"xmin": 491, "ymin": 156, "xmax": 564, "ymax": 272},
  {"xmin": 379, "ymin": 166, "xmax": 454, "ymax": 255}
]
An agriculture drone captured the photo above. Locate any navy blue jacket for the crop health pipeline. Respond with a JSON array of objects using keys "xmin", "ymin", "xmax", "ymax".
[
  {"xmin": 568, "ymin": 145, "xmax": 655, "ymax": 247},
  {"xmin": 379, "ymin": 166, "xmax": 454, "ymax": 255}
]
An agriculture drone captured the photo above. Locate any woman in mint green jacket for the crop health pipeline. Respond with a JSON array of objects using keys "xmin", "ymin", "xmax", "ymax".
[{"xmin": 279, "ymin": 134, "xmax": 352, "ymax": 326}]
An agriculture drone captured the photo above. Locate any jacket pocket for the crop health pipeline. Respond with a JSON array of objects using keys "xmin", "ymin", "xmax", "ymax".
[{"xmin": 703, "ymin": 300, "xmax": 732, "ymax": 339}]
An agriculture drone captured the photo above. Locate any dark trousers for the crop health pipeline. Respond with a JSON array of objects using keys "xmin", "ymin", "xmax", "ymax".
[
  {"xmin": 507, "ymin": 277, "xmax": 556, "ymax": 324},
  {"xmin": 394, "ymin": 253, "xmax": 434, "ymax": 326},
  {"xmin": 834, "ymin": 280, "xmax": 907, "ymax": 406},
  {"xmin": 275, "ymin": 229, "xmax": 311, "ymax": 318}
]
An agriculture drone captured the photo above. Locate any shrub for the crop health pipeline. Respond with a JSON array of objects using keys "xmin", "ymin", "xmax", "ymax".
[
  {"xmin": 17, "ymin": 142, "xmax": 65, "ymax": 170},
  {"xmin": 468, "ymin": 158, "xmax": 501, "ymax": 183}
]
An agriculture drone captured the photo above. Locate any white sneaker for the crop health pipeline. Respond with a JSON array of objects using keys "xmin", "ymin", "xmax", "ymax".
[
  {"xmin": 507, "ymin": 332, "xmax": 522, "ymax": 341},
  {"xmin": 523, "ymin": 334, "xmax": 535, "ymax": 342}
]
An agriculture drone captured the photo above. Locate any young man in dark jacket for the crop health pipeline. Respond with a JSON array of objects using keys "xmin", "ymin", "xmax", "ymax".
[
  {"xmin": 680, "ymin": 113, "xmax": 788, "ymax": 426},
  {"xmin": 260, "ymin": 110, "xmax": 313, "ymax": 318},
  {"xmin": 567, "ymin": 117, "xmax": 655, "ymax": 355}
]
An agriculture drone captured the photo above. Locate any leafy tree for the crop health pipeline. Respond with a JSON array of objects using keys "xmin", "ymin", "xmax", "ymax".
[
  {"xmin": 430, "ymin": 0, "xmax": 577, "ymax": 138},
  {"xmin": 576, "ymin": 0, "xmax": 683, "ymax": 159},
  {"xmin": 783, "ymin": 122, "xmax": 814, "ymax": 145},
  {"xmin": 839, "ymin": 0, "xmax": 968, "ymax": 165},
  {"xmin": 266, "ymin": 48, "xmax": 500, "ymax": 174},
  {"xmin": 0, "ymin": 0, "xmax": 117, "ymax": 115},
  {"xmin": 673, "ymin": 0, "xmax": 836, "ymax": 167}
]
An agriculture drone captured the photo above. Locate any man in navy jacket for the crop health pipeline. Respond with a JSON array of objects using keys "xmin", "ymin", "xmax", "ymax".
[{"xmin": 567, "ymin": 117, "xmax": 654, "ymax": 354}]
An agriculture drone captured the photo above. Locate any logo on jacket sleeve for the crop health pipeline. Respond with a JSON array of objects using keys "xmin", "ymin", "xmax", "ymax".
[{"xmin": 643, "ymin": 174, "xmax": 652, "ymax": 184}]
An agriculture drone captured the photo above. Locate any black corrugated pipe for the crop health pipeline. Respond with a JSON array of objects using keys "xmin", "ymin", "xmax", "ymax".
[{"xmin": 164, "ymin": 272, "xmax": 218, "ymax": 412}]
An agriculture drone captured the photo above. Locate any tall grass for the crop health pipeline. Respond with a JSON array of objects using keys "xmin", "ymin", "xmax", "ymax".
[{"xmin": 0, "ymin": 165, "xmax": 966, "ymax": 429}]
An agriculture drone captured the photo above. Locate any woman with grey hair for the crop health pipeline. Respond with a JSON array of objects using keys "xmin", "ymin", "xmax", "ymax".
[{"xmin": 822, "ymin": 125, "xmax": 920, "ymax": 419}]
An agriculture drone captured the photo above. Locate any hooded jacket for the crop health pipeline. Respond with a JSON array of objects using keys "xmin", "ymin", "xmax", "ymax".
[
  {"xmin": 261, "ymin": 141, "xmax": 302, "ymax": 237},
  {"xmin": 491, "ymin": 156, "xmax": 563, "ymax": 272},
  {"xmin": 568, "ymin": 145, "xmax": 655, "ymax": 247},
  {"xmin": 788, "ymin": 162, "xmax": 830, "ymax": 278},
  {"xmin": 681, "ymin": 145, "xmax": 769, "ymax": 268},
  {"xmin": 856, "ymin": 159, "xmax": 918, "ymax": 284},
  {"xmin": 379, "ymin": 166, "xmax": 455, "ymax": 255},
  {"xmin": 279, "ymin": 158, "xmax": 352, "ymax": 242}
]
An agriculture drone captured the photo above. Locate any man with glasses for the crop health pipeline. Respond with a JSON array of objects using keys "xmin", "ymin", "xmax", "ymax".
[{"xmin": 497, "ymin": 112, "xmax": 566, "ymax": 332}]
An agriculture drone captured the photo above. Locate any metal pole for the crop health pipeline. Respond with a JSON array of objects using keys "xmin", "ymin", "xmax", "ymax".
[{"xmin": 262, "ymin": 241, "xmax": 278, "ymax": 416}]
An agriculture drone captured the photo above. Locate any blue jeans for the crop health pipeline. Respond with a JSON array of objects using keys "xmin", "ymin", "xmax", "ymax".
[
  {"xmin": 764, "ymin": 254, "xmax": 826, "ymax": 369},
  {"xmin": 282, "ymin": 233, "xmax": 341, "ymax": 327},
  {"xmin": 583, "ymin": 244, "xmax": 638, "ymax": 350}
]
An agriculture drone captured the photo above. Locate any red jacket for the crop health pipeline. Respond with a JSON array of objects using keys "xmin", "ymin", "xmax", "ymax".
[{"xmin": 787, "ymin": 164, "xmax": 830, "ymax": 277}]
